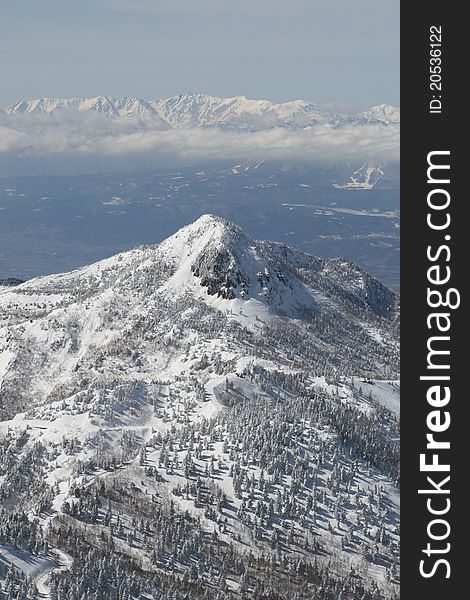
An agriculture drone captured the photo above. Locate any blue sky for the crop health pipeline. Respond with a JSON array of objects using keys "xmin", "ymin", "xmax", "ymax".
[{"xmin": 0, "ymin": 0, "xmax": 399, "ymax": 108}]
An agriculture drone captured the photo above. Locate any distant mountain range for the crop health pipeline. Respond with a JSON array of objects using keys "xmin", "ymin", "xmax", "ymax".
[
  {"xmin": 0, "ymin": 277, "xmax": 24, "ymax": 288},
  {"xmin": 2, "ymin": 92, "xmax": 400, "ymax": 131}
]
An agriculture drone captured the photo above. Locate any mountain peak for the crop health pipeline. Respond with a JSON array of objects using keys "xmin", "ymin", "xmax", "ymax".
[
  {"xmin": 161, "ymin": 214, "xmax": 248, "ymax": 255},
  {"xmin": 358, "ymin": 104, "xmax": 400, "ymax": 123},
  {"xmin": 177, "ymin": 213, "xmax": 245, "ymax": 240},
  {"xmin": 159, "ymin": 214, "xmax": 256, "ymax": 301},
  {"xmin": 80, "ymin": 95, "xmax": 118, "ymax": 115}
]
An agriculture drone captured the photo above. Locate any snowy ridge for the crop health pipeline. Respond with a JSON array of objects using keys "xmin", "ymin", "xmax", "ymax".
[
  {"xmin": 4, "ymin": 95, "xmax": 170, "ymax": 129},
  {"xmin": 0, "ymin": 216, "xmax": 400, "ymax": 599},
  {"xmin": 356, "ymin": 104, "xmax": 400, "ymax": 124},
  {"xmin": 3, "ymin": 93, "xmax": 400, "ymax": 130},
  {"xmin": 148, "ymin": 92, "xmax": 340, "ymax": 129}
]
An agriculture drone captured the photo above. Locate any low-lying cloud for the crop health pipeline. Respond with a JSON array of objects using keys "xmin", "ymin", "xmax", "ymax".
[{"xmin": 0, "ymin": 111, "xmax": 399, "ymax": 177}]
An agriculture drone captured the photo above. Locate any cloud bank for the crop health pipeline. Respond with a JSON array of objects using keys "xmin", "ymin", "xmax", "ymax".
[{"xmin": 0, "ymin": 111, "xmax": 399, "ymax": 177}]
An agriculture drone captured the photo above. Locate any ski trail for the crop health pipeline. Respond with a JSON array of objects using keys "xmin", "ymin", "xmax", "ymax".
[{"xmin": 35, "ymin": 549, "xmax": 73, "ymax": 598}]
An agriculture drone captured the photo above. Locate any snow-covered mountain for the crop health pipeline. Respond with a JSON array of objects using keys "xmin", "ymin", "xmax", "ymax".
[
  {"xmin": 0, "ymin": 215, "xmax": 398, "ymax": 418},
  {"xmin": 356, "ymin": 104, "xmax": 400, "ymax": 125},
  {"xmin": 0, "ymin": 216, "xmax": 400, "ymax": 599},
  {"xmin": 148, "ymin": 93, "xmax": 341, "ymax": 129},
  {"xmin": 4, "ymin": 95, "xmax": 170, "ymax": 128},
  {"xmin": 3, "ymin": 92, "xmax": 400, "ymax": 130}
]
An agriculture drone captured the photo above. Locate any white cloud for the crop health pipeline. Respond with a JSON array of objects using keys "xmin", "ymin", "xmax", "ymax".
[{"xmin": 0, "ymin": 111, "xmax": 399, "ymax": 176}]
